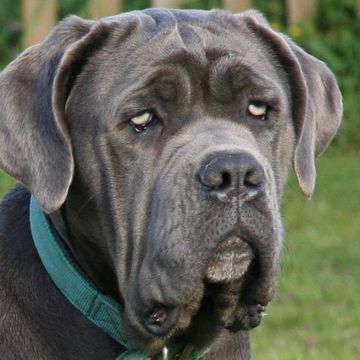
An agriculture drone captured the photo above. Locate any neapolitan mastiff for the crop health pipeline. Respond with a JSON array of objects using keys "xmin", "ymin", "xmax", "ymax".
[{"xmin": 0, "ymin": 8, "xmax": 342, "ymax": 360}]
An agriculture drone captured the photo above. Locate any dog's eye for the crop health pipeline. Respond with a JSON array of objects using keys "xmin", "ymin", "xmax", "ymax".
[
  {"xmin": 129, "ymin": 112, "xmax": 157, "ymax": 132},
  {"xmin": 248, "ymin": 101, "xmax": 269, "ymax": 120}
]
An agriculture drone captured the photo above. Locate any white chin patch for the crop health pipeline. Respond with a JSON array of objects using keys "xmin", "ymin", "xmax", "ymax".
[{"xmin": 206, "ymin": 236, "xmax": 253, "ymax": 283}]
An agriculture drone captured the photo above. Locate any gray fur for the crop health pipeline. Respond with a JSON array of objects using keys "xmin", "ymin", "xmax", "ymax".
[{"xmin": 0, "ymin": 9, "xmax": 341, "ymax": 359}]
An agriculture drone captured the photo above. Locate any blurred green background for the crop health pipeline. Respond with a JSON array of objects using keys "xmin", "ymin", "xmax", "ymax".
[{"xmin": 0, "ymin": 1, "xmax": 359, "ymax": 359}]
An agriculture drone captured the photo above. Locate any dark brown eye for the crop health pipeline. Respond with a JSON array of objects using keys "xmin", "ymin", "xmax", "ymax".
[
  {"xmin": 129, "ymin": 111, "xmax": 157, "ymax": 132},
  {"xmin": 248, "ymin": 101, "xmax": 269, "ymax": 120}
]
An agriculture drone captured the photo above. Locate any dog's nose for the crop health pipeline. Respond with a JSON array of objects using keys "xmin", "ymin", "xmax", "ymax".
[{"xmin": 197, "ymin": 152, "xmax": 265, "ymax": 200}]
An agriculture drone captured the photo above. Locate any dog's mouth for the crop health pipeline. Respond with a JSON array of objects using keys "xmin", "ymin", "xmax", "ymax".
[
  {"xmin": 183, "ymin": 236, "xmax": 268, "ymax": 338},
  {"xmin": 126, "ymin": 234, "xmax": 272, "ymax": 352}
]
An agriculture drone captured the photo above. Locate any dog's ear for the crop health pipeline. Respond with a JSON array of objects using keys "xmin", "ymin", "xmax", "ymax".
[
  {"xmin": 0, "ymin": 16, "xmax": 110, "ymax": 212},
  {"xmin": 239, "ymin": 11, "xmax": 342, "ymax": 197}
]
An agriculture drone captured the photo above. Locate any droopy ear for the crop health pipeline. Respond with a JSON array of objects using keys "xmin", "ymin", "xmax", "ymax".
[
  {"xmin": 0, "ymin": 16, "xmax": 110, "ymax": 212},
  {"xmin": 239, "ymin": 11, "xmax": 343, "ymax": 197}
]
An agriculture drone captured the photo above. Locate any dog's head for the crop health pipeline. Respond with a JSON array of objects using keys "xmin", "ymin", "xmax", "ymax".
[{"xmin": 0, "ymin": 9, "xmax": 341, "ymax": 352}]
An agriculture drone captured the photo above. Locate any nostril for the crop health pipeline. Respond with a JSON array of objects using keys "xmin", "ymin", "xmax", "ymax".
[
  {"xmin": 244, "ymin": 170, "xmax": 262, "ymax": 189},
  {"xmin": 217, "ymin": 171, "xmax": 232, "ymax": 190},
  {"xmin": 197, "ymin": 167, "xmax": 233, "ymax": 191}
]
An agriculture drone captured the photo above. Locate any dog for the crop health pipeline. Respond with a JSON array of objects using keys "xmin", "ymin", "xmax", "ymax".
[{"xmin": 0, "ymin": 9, "xmax": 342, "ymax": 360}]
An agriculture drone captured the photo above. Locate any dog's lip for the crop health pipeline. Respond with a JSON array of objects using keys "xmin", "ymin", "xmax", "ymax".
[
  {"xmin": 129, "ymin": 234, "xmax": 277, "ymax": 344},
  {"xmin": 215, "ymin": 235, "xmax": 251, "ymax": 252},
  {"xmin": 205, "ymin": 236, "xmax": 254, "ymax": 283},
  {"xmin": 143, "ymin": 304, "xmax": 180, "ymax": 337}
]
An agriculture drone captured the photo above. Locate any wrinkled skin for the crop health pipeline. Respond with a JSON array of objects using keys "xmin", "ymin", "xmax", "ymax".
[
  {"xmin": 0, "ymin": 9, "xmax": 342, "ymax": 359},
  {"xmin": 63, "ymin": 10, "xmax": 291, "ymax": 350}
]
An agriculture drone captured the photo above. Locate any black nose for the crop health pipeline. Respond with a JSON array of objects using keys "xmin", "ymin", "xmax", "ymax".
[{"xmin": 197, "ymin": 152, "xmax": 265, "ymax": 200}]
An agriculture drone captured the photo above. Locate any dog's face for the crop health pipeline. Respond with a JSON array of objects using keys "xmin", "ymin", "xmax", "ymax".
[{"xmin": 0, "ymin": 9, "xmax": 342, "ymax": 352}]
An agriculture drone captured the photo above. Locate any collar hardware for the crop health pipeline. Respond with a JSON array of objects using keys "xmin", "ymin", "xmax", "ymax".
[{"xmin": 162, "ymin": 347, "xmax": 169, "ymax": 360}]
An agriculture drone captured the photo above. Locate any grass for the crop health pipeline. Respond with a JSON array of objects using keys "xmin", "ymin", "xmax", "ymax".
[
  {"xmin": 253, "ymin": 150, "xmax": 360, "ymax": 360},
  {"xmin": 0, "ymin": 151, "xmax": 359, "ymax": 359},
  {"xmin": 0, "ymin": 171, "xmax": 15, "ymax": 196}
]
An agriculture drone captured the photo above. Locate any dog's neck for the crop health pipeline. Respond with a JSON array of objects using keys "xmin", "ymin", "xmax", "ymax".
[{"xmin": 49, "ymin": 207, "xmax": 122, "ymax": 303}]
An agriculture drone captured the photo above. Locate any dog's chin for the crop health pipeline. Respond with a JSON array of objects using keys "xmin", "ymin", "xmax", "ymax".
[{"xmin": 121, "ymin": 236, "xmax": 264, "ymax": 353}]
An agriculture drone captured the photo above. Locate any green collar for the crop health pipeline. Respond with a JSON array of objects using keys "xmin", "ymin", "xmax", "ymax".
[{"xmin": 29, "ymin": 196, "xmax": 208, "ymax": 360}]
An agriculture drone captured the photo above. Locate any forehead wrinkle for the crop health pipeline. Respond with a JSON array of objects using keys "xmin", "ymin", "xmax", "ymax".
[
  {"xmin": 208, "ymin": 54, "xmax": 285, "ymax": 103},
  {"xmin": 163, "ymin": 8, "xmax": 188, "ymax": 51},
  {"xmin": 152, "ymin": 47, "xmax": 206, "ymax": 72},
  {"xmin": 171, "ymin": 21, "xmax": 187, "ymax": 50},
  {"xmin": 190, "ymin": 23, "xmax": 219, "ymax": 52},
  {"xmin": 155, "ymin": 14, "xmax": 214, "ymax": 62},
  {"xmin": 151, "ymin": 26, "xmax": 225, "ymax": 76}
]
